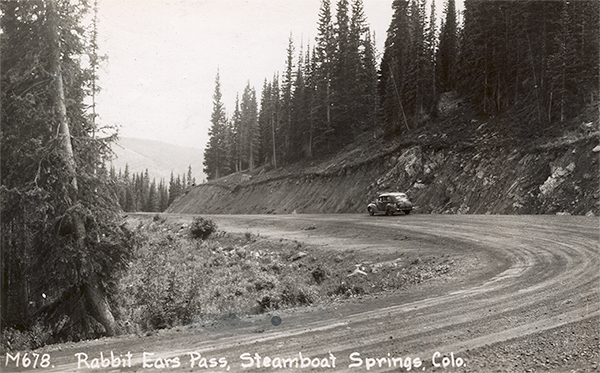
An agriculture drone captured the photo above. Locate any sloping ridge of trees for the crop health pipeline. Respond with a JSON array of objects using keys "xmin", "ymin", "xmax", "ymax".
[
  {"xmin": 168, "ymin": 122, "xmax": 599, "ymax": 215},
  {"xmin": 202, "ymin": 0, "xmax": 599, "ymax": 183},
  {"xmin": 1, "ymin": 0, "xmax": 133, "ymax": 343}
]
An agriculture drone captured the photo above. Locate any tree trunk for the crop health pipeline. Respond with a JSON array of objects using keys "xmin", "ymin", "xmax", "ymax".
[
  {"xmin": 271, "ymin": 115, "xmax": 277, "ymax": 168},
  {"xmin": 84, "ymin": 274, "xmax": 116, "ymax": 336},
  {"xmin": 48, "ymin": 0, "xmax": 117, "ymax": 336}
]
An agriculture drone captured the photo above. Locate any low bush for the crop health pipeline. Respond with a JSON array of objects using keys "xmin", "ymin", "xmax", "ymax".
[
  {"xmin": 0, "ymin": 323, "xmax": 52, "ymax": 353},
  {"xmin": 153, "ymin": 214, "xmax": 167, "ymax": 224},
  {"xmin": 189, "ymin": 217, "xmax": 217, "ymax": 240},
  {"xmin": 115, "ymin": 222, "xmax": 328, "ymax": 332}
]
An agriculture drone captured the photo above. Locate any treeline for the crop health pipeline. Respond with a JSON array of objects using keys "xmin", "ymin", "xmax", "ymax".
[
  {"xmin": 458, "ymin": 1, "xmax": 599, "ymax": 127},
  {"xmin": 204, "ymin": 0, "xmax": 599, "ymax": 180},
  {"xmin": 204, "ymin": 0, "xmax": 379, "ymax": 179},
  {"xmin": 108, "ymin": 165, "xmax": 196, "ymax": 212}
]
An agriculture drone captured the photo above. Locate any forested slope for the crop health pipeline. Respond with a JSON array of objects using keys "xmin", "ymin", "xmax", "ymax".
[
  {"xmin": 202, "ymin": 1, "xmax": 598, "ymax": 184},
  {"xmin": 168, "ymin": 106, "xmax": 599, "ymax": 216},
  {"xmin": 188, "ymin": 0, "xmax": 599, "ymax": 217}
]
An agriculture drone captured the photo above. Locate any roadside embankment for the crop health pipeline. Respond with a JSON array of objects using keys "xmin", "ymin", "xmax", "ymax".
[{"xmin": 167, "ymin": 136, "xmax": 599, "ymax": 216}]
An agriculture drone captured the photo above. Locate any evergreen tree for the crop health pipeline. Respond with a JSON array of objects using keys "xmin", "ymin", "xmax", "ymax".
[
  {"xmin": 203, "ymin": 71, "xmax": 228, "ymax": 180},
  {"xmin": 331, "ymin": 0, "xmax": 352, "ymax": 147},
  {"xmin": 142, "ymin": 169, "xmax": 150, "ymax": 210},
  {"xmin": 305, "ymin": 48, "xmax": 318, "ymax": 159},
  {"xmin": 240, "ymin": 83, "xmax": 259, "ymax": 170},
  {"xmin": 379, "ymin": 0, "xmax": 412, "ymax": 133},
  {"xmin": 233, "ymin": 94, "xmax": 245, "ymax": 172},
  {"xmin": 281, "ymin": 35, "xmax": 295, "ymax": 164},
  {"xmin": 146, "ymin": 178, "xmax": 158, "ymax": 212},
  {"xmin": 382, "ymin": 0, "xmax": 437, "ymax": 131},
  {"xmin": 1, "ymin": 0, "xmax": 131, "ymax": 338},
  {"xmin": 168, "ymin": 171, "xmax": 178, "ymax": 205},
  {"xmin": 187, "ymin": 165, "xmax": 195, "ymax": 186},
  {"xmin": 87, "ymin": 0, "xmax": 103, "ymax": 132},
  {"xmin": 299, "ymin": 44, "xmax": 319, "ymax": 159},
  {"xmin": 457, "ymin": 0, "xmax": 598, "ymax": 132},
  {"xmin": 258, "ymin": 79, "xmax": 273, "ymax": 165},
  {"xmin": 349, "ymin": 0, "xmax": 378, "ymax": 134},
  {"xmin": 313, "ymin": 0, "xmax": 336, "ymax": 152},
  {"xmin": 221, "ymin": 117, "xmax": 235, "ymax": 175},
  {"xmin": 258, "ymin": 77, "xmax": 283, "ymax": 167},
  {"xmin": 436, "ymin": 0, "xmax": 458, "ymax": 93},
  {"xmin": 291, "ymin": 41, "xmax": 311, "ymax": 162},
  {"xmin": 175, "ymin": 175, "xmax": 183, "ymax": 200},
  {"xmin": 123, "ymin": 165, "xmax": 135, "ymax": 212},
  {"xmin": 547, "ymin": 1, "xmax": 599, "ymax": 122},
  {"xmin": 407, "ymin": 0, "xmax": 431, "ymax": 124},
  {"xmin": 426, "ymin": 0, "xmax": 438, "ymax": 113},
  {"xmin": 158, "ymin": 179, "xmax": 169, "ymax": 211},
  {"xmin": 270, "ymin": 75, "xmax": 282, "ymax": 167}
]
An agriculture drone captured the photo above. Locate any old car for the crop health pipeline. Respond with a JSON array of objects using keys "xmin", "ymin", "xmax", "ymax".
[{"xmin": 367, "ymin": 192, "xmax": 413, "ymax": 216}]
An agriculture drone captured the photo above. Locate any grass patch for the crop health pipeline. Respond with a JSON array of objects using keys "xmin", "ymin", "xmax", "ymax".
[
  {"xmin": 115, "ymin": 216, "xmax": 455, "ymax": 334},
  {"xmin": 1, "ymin": 216, "xmax": 456, "ymax": 350}
]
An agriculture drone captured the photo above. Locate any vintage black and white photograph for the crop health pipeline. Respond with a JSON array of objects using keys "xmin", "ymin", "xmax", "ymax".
[{"xmin": 1, "ymin": 0, "xmax": 598, "ymax": 372}]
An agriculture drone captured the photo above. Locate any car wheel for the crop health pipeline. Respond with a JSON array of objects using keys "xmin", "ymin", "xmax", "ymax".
[
  {"xmin": 386, "ymin": 208, "xmax": 394, "ymax": 216},
  {"xmin": 404, "ymin": 210, "xmax": 411, "ymax": 215},
  {"xmin": 368, "ymin": 207, "xmax": 374, "ymax": 216}
]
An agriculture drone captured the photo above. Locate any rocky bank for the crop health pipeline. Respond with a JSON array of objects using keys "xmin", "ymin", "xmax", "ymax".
[{"xmin": 167, "ymin": 128, "xmax": 599, "ymax": 216}]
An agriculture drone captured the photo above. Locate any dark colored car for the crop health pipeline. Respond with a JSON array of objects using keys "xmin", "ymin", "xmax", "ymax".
[{"xmin": 367, "ymin": 192, "xmax": 413, "ymax": 216}]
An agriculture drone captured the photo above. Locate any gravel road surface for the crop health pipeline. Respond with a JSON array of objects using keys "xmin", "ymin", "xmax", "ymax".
[{"xmin": 5, "ymin": 214, "xmax": 597, "ymax": 373}]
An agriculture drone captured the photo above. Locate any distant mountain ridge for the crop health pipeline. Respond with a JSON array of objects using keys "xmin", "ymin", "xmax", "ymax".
[{"xmin": 110, "ymin": 137, "xmax": 204, "ymax": 182}]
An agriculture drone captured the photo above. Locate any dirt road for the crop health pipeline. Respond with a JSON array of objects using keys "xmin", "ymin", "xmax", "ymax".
[{"xmin": 5, "ymin": 214, "xmax": 598, "ymax": 372}]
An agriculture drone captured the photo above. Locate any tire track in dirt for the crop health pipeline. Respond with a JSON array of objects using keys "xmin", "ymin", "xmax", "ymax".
[
  {"xmin": 202, "ymin": 214, "xmax": 598, "ymax": 371},
  {"xmin": 17, "ymin": 214, "xmax": 597, "ymax": 372}
]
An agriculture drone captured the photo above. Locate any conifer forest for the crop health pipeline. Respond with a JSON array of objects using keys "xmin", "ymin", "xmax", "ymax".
[
  {"xmin": 1, "ymin": 0, "xmax": 598, "ymax": 350},
  {"xmin": 203, "ymin": 0, "xmax": 598, "ymax": 180}
]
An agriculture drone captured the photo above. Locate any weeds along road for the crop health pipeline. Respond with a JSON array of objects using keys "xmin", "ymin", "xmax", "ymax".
[{"xmin": 19, "ymin": 214, "xmax": 598, "ymax": 372}]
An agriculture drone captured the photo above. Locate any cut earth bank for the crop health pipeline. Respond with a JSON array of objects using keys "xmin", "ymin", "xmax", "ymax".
[{"xmin": 167, "ymin": 136, "xmax": 599, "ymax": 216}]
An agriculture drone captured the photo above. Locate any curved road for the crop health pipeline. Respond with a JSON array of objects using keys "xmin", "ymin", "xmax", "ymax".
[
  {"xmin": 14, "ymin": 214, "xmax": 598, "ymax": 372},
  {"xmin": 203, "ymin": 214, "xmax": 599, "ymax": 371}
]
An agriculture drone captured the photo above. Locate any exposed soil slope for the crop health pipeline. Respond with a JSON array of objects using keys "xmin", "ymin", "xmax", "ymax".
[{"xmin": 167, "ymin": 114, "xmax": 599, "ymax": 215}]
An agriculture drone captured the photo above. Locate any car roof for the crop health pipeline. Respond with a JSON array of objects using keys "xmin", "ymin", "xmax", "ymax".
[{"xmin": 380, "ymin": 192, "xmax": 407, "ymax": 197}]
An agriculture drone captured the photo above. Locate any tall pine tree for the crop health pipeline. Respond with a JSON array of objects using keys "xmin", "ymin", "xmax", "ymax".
[
  {"xmin": 1, "ymin": 0, "xmax": 132, "ymax": 339},
  {"xmin": 436, "ymin": 0, "xmax": 458, "ymax": 93},
  {"xmin": 313, "ymin": 0, "xmax": 336, "ymax": 153},
  {"xmin": 240, "ymin": 83, "xmax": 259, "ymax": 170},
  {"xmin": 203, "ymin": 71, "xmax": 228, "ymax": 179},
  {"xmin": 379, "ymin": 0, "xmax": 412, "ymax": 133}
]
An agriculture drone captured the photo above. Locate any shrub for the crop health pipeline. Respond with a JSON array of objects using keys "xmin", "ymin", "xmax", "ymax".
[
  {"xmin": 189, "ymin": 217, "xmax": 217, "ymax": 240},
  {"xmin": 1, "ymin": 328, "xmax": 33, "ymax": 353},
  {"xmin": 0, "ymin": 322, "xmax": 51, "ymax": 353},
  {"xmin": 153, "ymin": 214, "xmax": 166, "ymax": 224},
  {"xmin": 311, "ymin": 266, "xmax": 328, "ymax": 284}
]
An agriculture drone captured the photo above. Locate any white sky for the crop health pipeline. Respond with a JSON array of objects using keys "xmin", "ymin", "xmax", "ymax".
[{"xmin": 95, "ymin": 0, "xmax": 457, "ymax": 149}]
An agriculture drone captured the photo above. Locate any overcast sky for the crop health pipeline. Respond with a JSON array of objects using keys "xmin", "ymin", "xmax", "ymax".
[{"xmin": 95, "ymin": 0, "xmax": 455, "ymax": 150}]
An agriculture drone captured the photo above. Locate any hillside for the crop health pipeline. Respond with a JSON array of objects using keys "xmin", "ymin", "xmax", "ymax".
[
  {"xmin": 167, "ymin": 107, "xmax": 600, "ymax": 216},
  {"xmin": 110, "ymin": 137, "xmax": 205, "ymax": 181}
]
